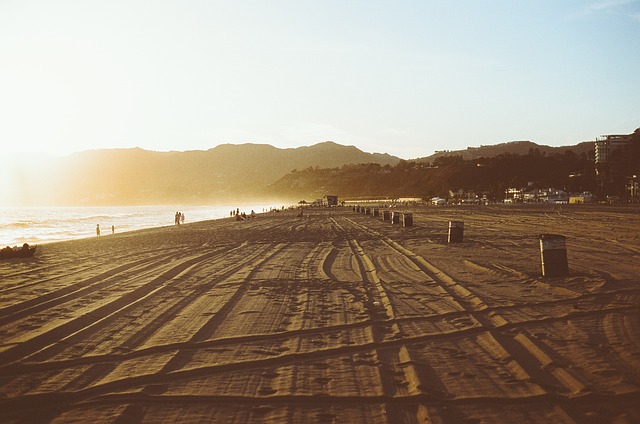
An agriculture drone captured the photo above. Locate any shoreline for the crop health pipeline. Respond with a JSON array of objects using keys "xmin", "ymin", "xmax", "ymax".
[{"xmin": 0, "ymin": 203, "xmax": 283, "ymax": 247}]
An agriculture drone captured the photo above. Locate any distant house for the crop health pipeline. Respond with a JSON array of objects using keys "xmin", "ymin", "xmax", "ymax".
[
  {"xmin": 569, "ymin": 192, "xmax": 593, "ymax": 204},
  {"xmin": 397, "ymin": 197, "xmax": 422, "ymax": 204},
  {"xmin": 447, "ymin": 189, "xmax": 480, "ymax": 204},
  {"xmin": 324, "ymin": 195, "xmax": 338, "ymax": 207},
  {"xmin": 504, "ymin": 187, "xmax": 524, "ymax": 203},
  {"xmin": 505, "ymin": 186, "xmax": 569, "ymax": 203},
  {"xmin": 545, "ymin": 189, "xmax": 569, "ymax": 204}
]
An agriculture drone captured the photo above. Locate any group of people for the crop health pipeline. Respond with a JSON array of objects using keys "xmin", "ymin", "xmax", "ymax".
[
  {"xmin": 174, "ymin": 211, "xmax": 185, "ymax": 225},
  {"xmin": 231, "ymin": 208, "xmax": 257, "ymax": 221},
  {"xmin": 96, "ymin": 224, "xmax": 115, "ymax": 237}
]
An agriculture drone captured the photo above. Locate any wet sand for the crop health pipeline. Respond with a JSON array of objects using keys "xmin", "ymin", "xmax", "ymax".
[{"xmin": 1, "ymin": 204, "xmax": 639, "ymax": 423}]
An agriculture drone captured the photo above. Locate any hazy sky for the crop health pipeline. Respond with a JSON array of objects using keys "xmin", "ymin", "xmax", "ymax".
[{"xmin": 1, "ymin": 0, "xmax": 638, "ymax": 159}]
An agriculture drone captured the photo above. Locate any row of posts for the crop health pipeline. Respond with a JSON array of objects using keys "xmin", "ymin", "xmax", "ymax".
[
  {"xmin": 353, "ymin": 206, "xmax": 414, "ymax": 227},
  {"xmin": 352, "ymin": 206, "xmax": 569, "ymax": 278}
]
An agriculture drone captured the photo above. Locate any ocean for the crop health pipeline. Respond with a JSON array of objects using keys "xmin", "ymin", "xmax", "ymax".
[{"xmin": 0, "ymin": 204, "xmax": 275, "ymax": 247}]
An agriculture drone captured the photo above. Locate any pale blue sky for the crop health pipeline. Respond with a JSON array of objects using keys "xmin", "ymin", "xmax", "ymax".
[{"xmin": 0, "ymin": 0, "xmax": 638, "ymax": 159}]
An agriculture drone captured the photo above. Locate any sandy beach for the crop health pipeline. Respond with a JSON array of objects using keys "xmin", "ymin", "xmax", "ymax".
[{"xmin": 1, "ymin": 204, "xmax": 639, "ymax": 423}]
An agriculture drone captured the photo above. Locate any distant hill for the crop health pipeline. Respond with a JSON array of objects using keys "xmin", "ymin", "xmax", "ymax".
[
  {"xmin": 4, "ymin": 142, "xmax": 400, "ymax": 206},
  {"xmin": 416, "ymin": 140, "xmax": 594, "ymax": 163}
]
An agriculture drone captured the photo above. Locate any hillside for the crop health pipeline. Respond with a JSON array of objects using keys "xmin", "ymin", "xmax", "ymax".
[
  {"xmin": 416, "ymin": 140, "xmax": 594, "ymax": 163},
  {"xmin": 265, "ymin": 147, "xmax": 598, "ymax": 201}
]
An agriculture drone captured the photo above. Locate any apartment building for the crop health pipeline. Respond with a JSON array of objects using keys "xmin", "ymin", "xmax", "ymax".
[{"xmin": 594, "ymin": 134, "xmax": 634, "ymax": 194}]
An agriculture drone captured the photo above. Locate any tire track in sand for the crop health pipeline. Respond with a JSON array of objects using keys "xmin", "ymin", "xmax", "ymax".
[
  {"xmin": 0, "ymin": 249, "xmax": 190, "ymax": 326},
  {"xmin": 0, "ymin": 247, "xmax": 240, "ymax": 366},
  {"xmin": 343, "ymin": 216, "xmax": 589, "ymax": 399},
  {"xmin": 331, "ymin": 216, "xmax": 431, "ymax": 423},
  {"xmin": 24, "ymin": 243, "xmax": 277, "ymax": 363}
]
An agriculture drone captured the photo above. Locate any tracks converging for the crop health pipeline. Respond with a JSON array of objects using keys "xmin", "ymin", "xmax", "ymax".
[{"xmin": 1, "ymin": 208, "xmax": 638, "ymax": 423}]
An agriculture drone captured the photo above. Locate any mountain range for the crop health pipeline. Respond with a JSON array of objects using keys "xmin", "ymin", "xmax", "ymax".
[
  {"xmin": 5, "ymin": 142, "xmax": 398, "ymax": 206},
  {"xmin": 4, "ymin": 140, "xmax": 595, "ymax": 206}
]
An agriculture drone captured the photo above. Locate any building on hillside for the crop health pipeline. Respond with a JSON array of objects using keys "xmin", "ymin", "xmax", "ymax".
[{"xmin": 595, "ymin": 134, "xmax": 633, "ymax": 194}]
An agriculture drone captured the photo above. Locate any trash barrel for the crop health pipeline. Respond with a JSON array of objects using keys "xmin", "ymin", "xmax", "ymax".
[
  {"xmin": 402, "ymin": 213, "xmax": 413, "ymax": 227},
  {"xmin": 539, "ymin": 234, "xmax": 568, "ymax": 277},
  {"xmin": 373, "ymin": 208, "xmax": 379, "ymax": 217},
  {"xmin": 448, "ymin": 221, "xmax": 464, "ymax": 243},
  {"xmin": 391, "ymin": 211, "xmax": 400, "ymax": 224},
  {"xmin": 383, "ymin": 210, "xmax": 391, "ymax": 221}
]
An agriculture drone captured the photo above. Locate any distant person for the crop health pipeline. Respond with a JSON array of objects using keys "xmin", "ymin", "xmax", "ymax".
[
  {"xmin": 175, "ymin": 211, "xmax": 180, "ymax": 225},
  {"xmin": 180, "ymin": 212, "xmax": 185, "ymax": 224},
  {"xmin": 111, "ymin": 225, "xmax": 115, "ymax": 235},
  {"xmin": 96, "ymin": 224, "xmax": 100, "ymax": 237}
]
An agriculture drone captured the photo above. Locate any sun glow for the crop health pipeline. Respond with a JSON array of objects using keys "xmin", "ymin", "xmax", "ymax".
[
  {"xmin": 0, "ymin": 153, "xmax": 54, "ymax": 206},
  {"xmin": 0, "ymin": 155, "xmax": 18, "ymax": 205}
]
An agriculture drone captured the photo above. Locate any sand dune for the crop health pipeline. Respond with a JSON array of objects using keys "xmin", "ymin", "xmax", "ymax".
[{"xmin": 1, "ymin": 205, "xmax": 639, "ymax": 423}]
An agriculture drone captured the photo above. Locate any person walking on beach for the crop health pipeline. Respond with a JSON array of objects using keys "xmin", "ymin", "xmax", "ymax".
[
  {"xmin": 96, "ymin": 224, "xmax": 100, "ymax": 237},
  {"xmin": 180, "ymin": 212, "xmax": 185, "ymax": 224},
  {"xmin": 111, "ymin": 225, "xmax": 115, "ymax": 235}
]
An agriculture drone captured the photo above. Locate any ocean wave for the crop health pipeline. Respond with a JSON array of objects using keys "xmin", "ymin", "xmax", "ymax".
[{"xmin": 0, "ymin": 222, "xmax": 35, "ymax": 229}]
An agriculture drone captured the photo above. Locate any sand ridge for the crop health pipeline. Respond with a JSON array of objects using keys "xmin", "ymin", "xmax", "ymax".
[{"xmin": 0, "ymin": 205, "xmax": 639, "ymax": 423}]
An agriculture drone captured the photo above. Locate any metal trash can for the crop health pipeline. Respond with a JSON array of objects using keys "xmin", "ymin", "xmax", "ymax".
[
  {"xmin": 402, "ymin": 213, "xmax": 413, "ymax": 227},
  {"xmin": 448, "ymin": 221, "xmax": 464, "ymax": 243},
  {"xmin": 373, "ymin": 208, "xmax": 379, "ymax": 217},
  {"xmin": 539, "ymin": 234, "xmax": 568, "ymax": 277},
  {"xmin": 382, "ymin": 210, "xmax": 391, "ymax": 221},
  {"xmin": 391, "ymin": 211, "xmax": 400, "ymax": 224}
]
